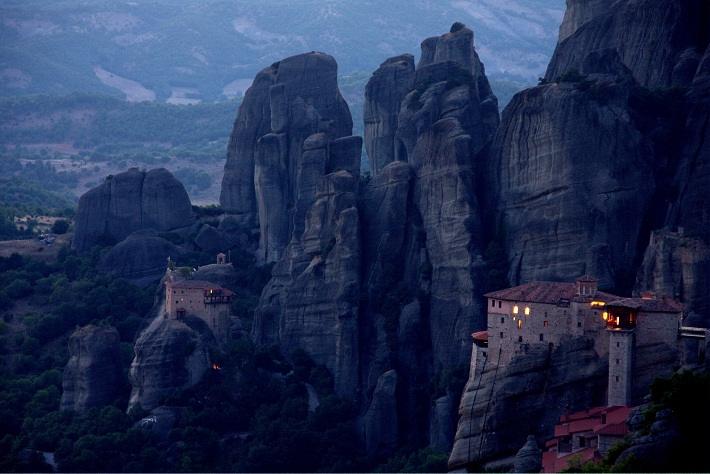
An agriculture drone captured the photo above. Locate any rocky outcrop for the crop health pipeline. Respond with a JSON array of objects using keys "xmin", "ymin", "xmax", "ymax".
[
  {"xmin": 61, "ymin": 325, "xmax": 123, "ymax": 412},
  {"xmin": 128, "ymin": 310, "xmax": 212, "ymax": 411},
  {"xmin": 513, "ymin": 435, "xmax": 542, "ymax": 473},
  {"xmin": 98, "ymin": 232, "xmax": 184, "ymax": 285},
  {"xmin": 557, "ymin": 0, "xmax": 608, "ymax": 42},
  {"xmin": 73, "ymin": 168, "xmax": 194, "ymax": 252},
  {"xmin": 364, "ymin": 55, "xmax": 415, "ymax": 175},
  {"xmin": 546, "ymin": 0, "xmax": 709, "ymax": 88},
  {"xmin": 490, "ymin": 55, "xmax": 654, "ymax": 291},
  {"xmin": 393, "ymin": 23, "xmax": 499, "ymax": 368},
  {"xmin": 363, "ymin": 369, "xmax": 399, "ymax": 459},
  {"xmin": 635, "ymin": 229, "xmax": 710, "ymax": 324},
  {"xmin": 220, "ymin": 52, "xmax": 354, "ymax": 263},
  {"xmin": 254, "ymin": 169, "xmax": 361, "ymax": 396},
  {"xmin": 449, "ymin": 338, "xmax": 607, "ymax": 470}
]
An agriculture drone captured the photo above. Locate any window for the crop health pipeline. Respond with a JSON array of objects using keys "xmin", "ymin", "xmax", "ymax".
[
  {"xmin": 544, "ymin": 311, "xmax": 548, "ymax": 317},
  {"xmin": 579, "ymin": 437, "xmax": 586, "ymax": 448},
  {"xmin": 500, "ymin": 332, "xmax": 504, "ymax": 339},
  {"xmin": 524, "ymin": 306, "xmax": 531, "ymax": 316},
  {"xmin": 517, "ymin": 319, "xmax": 523, "ymax": 329},
  {"xmin": 616, "ymin": 359, "xmax": 620, "ymax": 365},
  {"xmin": 577, "ymin": 322, "xmax": 582, "ymax": 328},
  {"xmin": 501, "ymin": 317, "xmax": 505, "ymax": 324},
  {"xmin": 498, "ymin": 301, "xmax": 502, "ymax": 308},
  {"xmin": 544, "ymin": 320, "xmax": 549, "ymax": 327},
  {"xmin": 539, "ymin": 333, "xmax": 544, "ymax": 341},
  {"xmin": 617, "ymin": 342, "xmax": 620, "ymax": 348},
  {"xmin": 615, "ymin": 376, "xmax": 620, "ymax": 382},
  {"xmin": 513, "ymin": 305, "xmax": 519, "ymax": 314},
  {"xmin": 491, "ymin": 299, "xmax": 495, "ymax": 307},
  {"xmin": 518, "ymin": 336, "xmax": 523, "ymax": 342}
]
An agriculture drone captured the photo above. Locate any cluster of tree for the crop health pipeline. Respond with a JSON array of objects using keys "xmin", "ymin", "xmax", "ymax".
[
  {"xmin": 0, "ymin": 241, "xmax": 451, "ymax": 472},
  {"xmin": 0, "ymin": 94, "xmax": 239, "ymax": 149}
]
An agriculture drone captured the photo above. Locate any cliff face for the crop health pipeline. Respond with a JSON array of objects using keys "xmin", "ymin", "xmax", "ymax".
[
  {"xmin": 546, "ymin": 0, "xmax": 709, "ymax": 88},
  {"xmin": 61, "ymin": 325, "xmax": 124, "ymax": 412},
  {"xmin": 220, "ymin": 52, "xmax": 354, "ymax": 263},
  {"xmin": 490, "ymin": 54, "xmax": 654, "ymax": 290},
  {"xmin": 128, "ymin": 310, "xmax": 212, "ymax": 411},
  {"xmin": 73, "ymin": 168, "xmax": 194, "ymax": 252}
]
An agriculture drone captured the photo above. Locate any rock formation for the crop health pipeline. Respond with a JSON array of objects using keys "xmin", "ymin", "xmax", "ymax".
[
  {"xmin": 98, "ymin": 232, "xmax": 185, "ymax": 285},
  {"xmin": 546, "ymin": 0, "xmax": 709, "ymax": 88},
  {"xmin": 489, "ymin": 53, "xmax": 654, "ymax": 291},
  {"xmin": 61, "ymin": 325, "xmax": 123, "ymax": 412},
  {"xmin": 219, "ymin": 52, "xmax": 354, "ymax": 263},
  {"xmin": 128, "ymin": 284, "xmax": 214, "ymax": 412},
  {"xmin": 73, "ymin": 168, "xmax": 194, "ymax": 252},
  {"xmin": 513, "ymin": 435, "xmax": 542, "ymax": 473},
  {"xmin": 363, "ymin": 369, "xmax": 399, "ymax": 459},
  {"xmin": 449, "ymin": 338, "xmax": 608, "ymax": 469},
  {"xmin": 254, "ymin": 168, "xmax": 361, "ymax": 396},
  {"xmin": 364, "ymin": 55, "xmax": 415, "ymax": 175}
]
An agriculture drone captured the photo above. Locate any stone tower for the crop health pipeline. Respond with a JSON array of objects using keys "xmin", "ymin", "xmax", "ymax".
[{"xmin": 607, "ymin": 329, "xmax": 634, "ymax": 406}]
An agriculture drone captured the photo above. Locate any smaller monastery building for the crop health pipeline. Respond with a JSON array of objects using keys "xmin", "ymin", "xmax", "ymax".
[{"xmin": 164, "ymin": 267, "xmax": 233, "ymax": 343}]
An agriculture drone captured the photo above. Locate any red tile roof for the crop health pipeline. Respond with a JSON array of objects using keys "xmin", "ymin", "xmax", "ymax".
[
  {"xmin": 485, "ymin": 281, "xmax": 619, "ymax": 305},
  {"xmin": 607, "ymin": 296, "xmax": 683, "ymax": 313},
  {"xmin": 471, "ymin": 331, "xmax": 488, "ymax": 343}
]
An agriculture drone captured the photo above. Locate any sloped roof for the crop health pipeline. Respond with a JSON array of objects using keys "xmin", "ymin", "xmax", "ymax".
[
  {"xmin": 485, "ymin": 281, "xmax": 619, "ymax": 305},
  {"xmin": 169, "ymin": 280, "xmax": 234, "ymax": 296},
  {"xmin": 607, "ymin": 296, "xmax": 683, "ymax": 313}
]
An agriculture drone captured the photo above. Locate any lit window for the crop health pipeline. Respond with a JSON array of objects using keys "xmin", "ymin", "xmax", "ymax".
[
  {"xmin": 513, "ymin": 305, "xmax": 519, "ymax": 314},
  {"xmin": 590, "ymin": 301, "xmax": 606, "ymax": 307},
  {"xmin": 524, "ymin": 307, "xmax": 530, "ymax": 316},
  {"xmin": 602, "ymin": 311, "xmax": 608, "ymax": 321},
  {"xmin": 517, "ymin": 319, "xmax": 523, "ymax": 329}
]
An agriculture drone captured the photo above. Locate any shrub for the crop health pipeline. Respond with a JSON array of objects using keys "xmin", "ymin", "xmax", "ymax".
[{"xmin": 51, "ymin": 219, "xmax": 70, "ymax": 234}]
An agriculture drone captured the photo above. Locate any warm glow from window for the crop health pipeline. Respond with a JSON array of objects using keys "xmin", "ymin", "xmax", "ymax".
[
  {"xmin": 513, "ymin": 305, "xmax": 519, "ymax": 314},
  {"xmin": 616, "ymin": 317, "xmax": 620, "ymax": 325},
  {"xmin": 602, "ymin": 311, "xmax": 608, "ymax": 321},
  {"xmin": 517, "ymin": 319, "xmax": 523, "ymax": 329},
  {"xmin": 524, "ymin": 307, "xmax": 530, "ymax": 315},
  {"xmin": 590, "ymin": 301, "xmax": 606, "ymax": 307}
]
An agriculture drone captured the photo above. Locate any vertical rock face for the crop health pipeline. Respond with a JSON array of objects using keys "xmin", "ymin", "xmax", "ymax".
[
  {"xmin": 636, "ymin": 44, "xmax": 710, "ymax": 327},
  {"xmin": 128, "ymin": 309, "xmax": 212, "ymax": 411},
  {"xmin": 220, "ymin": 52, "xmax": 354, "ymax": 263},
  {"xmin": 73, "ymin": 168, "xmax": 194, "ymax": 252},
  {"xmin": 395, "ymin": 23, "xmax": 499, "ymax": 368},
  {"xmin": 449, "ymin": 338, "xmax": 607, "ymax": 469},
  {"xmin": 61, "ymin": 325, "xmax": 123, "ymax": 412},
  {"xmin": 364, "ymin": 55, "xmax": 415, "ymax": 175},
  {"xmin": 557, "ymin": 0, "xmax": 608, "ymax": 42},
  {"xmin": 546, "ymin": 0, "xmax": 709, "ymax": 88},
  {"xmin": 363, "ymin": 370, "xmax": 399, "ymax": 459},
  {"xmin": 490, "ymin": 58, "xmax": 654, "ymax": 290}
]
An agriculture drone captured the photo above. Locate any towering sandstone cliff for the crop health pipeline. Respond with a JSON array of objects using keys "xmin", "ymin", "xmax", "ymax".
[{"xmin": 450, "ymin": 0, "xmax": 710, "ymax": 469}]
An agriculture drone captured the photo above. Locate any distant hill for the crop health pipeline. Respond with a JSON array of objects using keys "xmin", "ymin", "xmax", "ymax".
[{"xmin": 0, "ymin": 0, "xmax": 564, "ymax": 103}]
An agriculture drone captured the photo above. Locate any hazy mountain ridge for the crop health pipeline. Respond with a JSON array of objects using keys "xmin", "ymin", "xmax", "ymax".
[{"xmin": 0, "ymin": 0, "xmax": 563, "ymax": 102}]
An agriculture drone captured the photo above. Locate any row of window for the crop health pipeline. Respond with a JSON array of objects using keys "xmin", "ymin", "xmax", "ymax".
[{"xmin": 498, "ymin": 332, "xmax": 547, "ymax": 342}]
